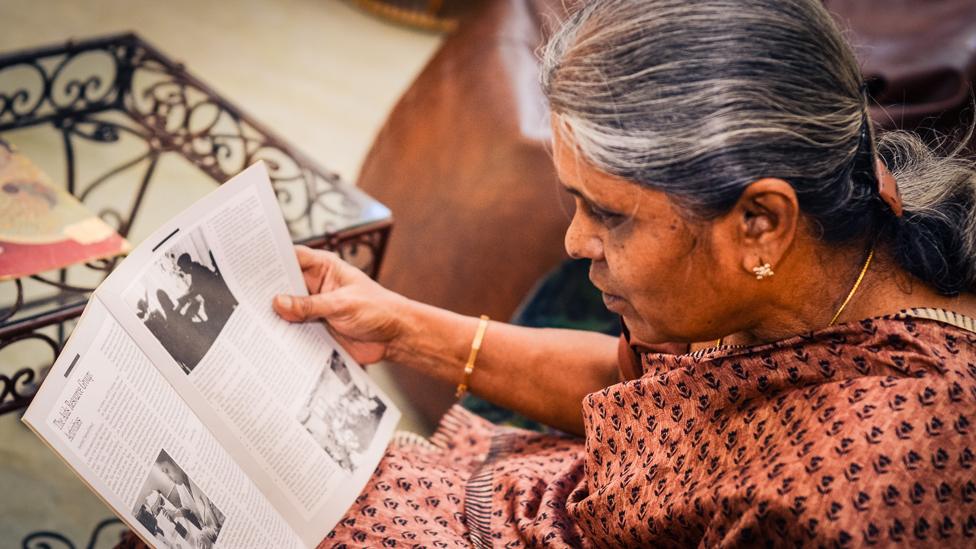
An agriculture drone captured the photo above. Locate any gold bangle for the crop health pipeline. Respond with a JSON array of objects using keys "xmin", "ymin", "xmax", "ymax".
[{"xmin": 455, "ymin": 315, "xmax": 490, "ymax": 398}]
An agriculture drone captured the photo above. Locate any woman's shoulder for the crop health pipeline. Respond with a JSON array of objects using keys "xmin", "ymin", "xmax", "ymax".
[
  {"xmin": 614, "ymin": 307, "xmax": 976, "ymax": 395},
  {"xmin": 606, "ymin": 308, "xmax": 976, "ymax": 412}
]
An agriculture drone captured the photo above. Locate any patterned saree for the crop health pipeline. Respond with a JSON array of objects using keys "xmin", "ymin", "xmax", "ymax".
[{"xmin": 326, "ymin": 310, "xmax": 976, "ymax": 547}]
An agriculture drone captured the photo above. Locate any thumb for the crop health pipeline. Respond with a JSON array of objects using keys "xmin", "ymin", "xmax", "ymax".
[{"xmin": 273, "ymin": 293, "xmax": 339, "ymax": 322}]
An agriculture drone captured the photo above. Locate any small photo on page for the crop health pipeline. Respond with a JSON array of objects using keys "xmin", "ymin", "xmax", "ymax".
[
  {"xmin": 124, "ymin": 226, "xmax": 238, "ymax": 374},
  {"xmin": 297, "ymin": 350, "xmax": 388, "ymax": 473},
  {"xmin": 132, "ymin": 449, "xmax": 226, "ymax": 549}
]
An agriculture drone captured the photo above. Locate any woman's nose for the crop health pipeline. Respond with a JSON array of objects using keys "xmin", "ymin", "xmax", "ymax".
[{"xmin": 564, "ymin": 211, "xmax": 604, "ymax": 261}]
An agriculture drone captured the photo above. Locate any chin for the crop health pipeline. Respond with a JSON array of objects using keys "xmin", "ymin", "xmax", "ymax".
[
  {"xmin": 622, "ymin": 316, "xmax": 670, "ymax": 345},
  {"xmin": 629, "ymin": 304, "xmax": 701, "ymax": 342}
]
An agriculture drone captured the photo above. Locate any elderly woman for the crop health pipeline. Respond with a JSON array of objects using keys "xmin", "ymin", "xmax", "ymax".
[{"xmin": 273, "ymin": 0, "xmax": 976, "ymax": 546}]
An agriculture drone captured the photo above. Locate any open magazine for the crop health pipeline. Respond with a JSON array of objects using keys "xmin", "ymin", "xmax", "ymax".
[{"xmin": 23, "ymin": 162, "xmax": 400, "ymax": 548}]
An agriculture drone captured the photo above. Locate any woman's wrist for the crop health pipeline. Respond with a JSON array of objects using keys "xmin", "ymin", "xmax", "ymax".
[
  {"xmin": 386, "ymin": 299, "xmax": 477, "ymax": 381},
  {"xmin": 384, "ymin": 295, "xmax": 435, "ymax": 365}
]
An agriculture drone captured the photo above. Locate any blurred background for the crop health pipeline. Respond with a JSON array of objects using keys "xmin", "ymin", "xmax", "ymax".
[{"xmin": 1, "ymin": 0, "xmax": 450, "ymax": 182}]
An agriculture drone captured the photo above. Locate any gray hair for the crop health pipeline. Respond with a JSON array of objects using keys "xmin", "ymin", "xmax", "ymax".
[{"xmin": 541, "ymin": 0, "xmax": 976, "ymax": 295}]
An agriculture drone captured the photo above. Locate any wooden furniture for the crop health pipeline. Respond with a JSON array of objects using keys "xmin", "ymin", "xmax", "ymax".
[
  {"xmin": 357, "ymin": 0, "xmax": 569, "ymax": 427},
  {"xmin": 826, "ymin": 0, "xmax": 976, "ymax": 134}
]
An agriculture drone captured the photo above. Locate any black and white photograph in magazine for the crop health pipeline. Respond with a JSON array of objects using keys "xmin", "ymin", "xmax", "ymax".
[
  {"xmin": 296, "ymin": 350, "xmax": 387, "ymax": 473},
  {"xmin": 125, "ymin": 226, "xmax": 238, "ymax": 374},
  {"xmin": 131, "ymin": 449, "xmax": 226, "ymax": 549}
]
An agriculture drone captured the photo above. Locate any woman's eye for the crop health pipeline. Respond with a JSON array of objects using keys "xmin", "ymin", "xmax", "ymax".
[{"xmin": 589, "ymin": 205, "xmax": 622, "ymax": 225}]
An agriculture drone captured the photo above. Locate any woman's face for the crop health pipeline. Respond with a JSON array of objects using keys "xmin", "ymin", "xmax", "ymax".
[
  {"xmin": 554, "ymin": 131, "xmax": 744, "ymax": 344},
  {"xmin": 159, "ymin": 460, "xmax": 187, "ymax": 487}
]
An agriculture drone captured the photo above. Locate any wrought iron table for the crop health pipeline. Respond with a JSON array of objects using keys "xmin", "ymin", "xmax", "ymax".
[{"xmin": 0, "ymin": 32, "xmax": 392, "ymax": 417}]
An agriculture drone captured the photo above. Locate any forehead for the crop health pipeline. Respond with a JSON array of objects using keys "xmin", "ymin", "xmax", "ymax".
[{"xmin": 552, "ymin": 128, "xmax": 670, "ymax": 213}]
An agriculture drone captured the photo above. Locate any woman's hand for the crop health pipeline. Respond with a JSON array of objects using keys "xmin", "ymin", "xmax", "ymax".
[
  {"xmin": 273, "ymin": 245, "xmax": 410, "ymax": 364},
  {"xmin": 271, "ymin": 248, "xmax": 621, "ymax": 435}
]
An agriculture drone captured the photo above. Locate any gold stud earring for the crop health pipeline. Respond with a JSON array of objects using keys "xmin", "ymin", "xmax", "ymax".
[{"xmin": 753, "ymin": 262, "xmax": 774, "ymax": 280}]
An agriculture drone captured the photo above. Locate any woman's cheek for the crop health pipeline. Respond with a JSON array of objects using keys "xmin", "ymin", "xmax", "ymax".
[
  {"xmin": 608, "ymin": 244, "xmax": 646, "ymax": 287},
  {"xmin": 603, "ymin": 237, "xmax": 629, "ymax": 271}
]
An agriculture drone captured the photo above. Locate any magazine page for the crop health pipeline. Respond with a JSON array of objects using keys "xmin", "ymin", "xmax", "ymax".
[
  {"xmin": 23, "ymin": 298, "xmax": 305, "ymax": 549},
  {"xmin": 94, "ymin": 162, "xmax": 400, "ymax": 546}
]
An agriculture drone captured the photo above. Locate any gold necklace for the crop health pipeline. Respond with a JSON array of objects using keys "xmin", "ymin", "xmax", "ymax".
[
  {"xmin": 714, "ymin": 246, "xmax": 875, "ymax": 348},
  {"xmin": 827, "ymin": 246, "xmax": 874, "ymax": 326}
]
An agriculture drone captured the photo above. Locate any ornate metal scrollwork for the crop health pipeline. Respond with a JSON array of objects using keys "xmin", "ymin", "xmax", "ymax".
[
  {"xmin": 0, "ymin": 331, "xmax": 60, "ymax": 415},
  {"xmin": 0, "ymin": 41, "xmax": 124, "ymax": 128},
  {"xmin": 330, "ymin": 224, "xmax": 392, "ymax": 278},
  {"xmin": 120, "ymin": 41, "xmax": 381, "ymax": 238},
  {"xmin": 0, "ymin": 278, "xmax": 24, "ymax": 324},
  {"xmin": 21, "ymin": 517, "xmax": 126, "ymax": 549}
]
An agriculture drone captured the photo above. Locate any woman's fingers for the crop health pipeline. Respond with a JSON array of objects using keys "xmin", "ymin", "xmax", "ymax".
[
  {"xmin": 294, "ymin": 244, "xmax": 329, "ymax": 268},
  {"xmin": 273, "ymin": 292, "xmax": 388, "ymax": 363},
  {"xmin": 294, "ymin": 245, "xmax": 363, "ymax": 291},
  {"xmin": 295, "ymin": 245, "xmax": 344, "ymax": 276},
  {"xmin": 273, "ymin": 292, "xmax": 342, "ymax": 322}
]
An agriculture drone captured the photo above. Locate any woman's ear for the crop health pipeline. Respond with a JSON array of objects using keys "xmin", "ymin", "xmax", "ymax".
[{"xmin": 724, "ymin": 178, "xmax": 800, "ymax": 277}]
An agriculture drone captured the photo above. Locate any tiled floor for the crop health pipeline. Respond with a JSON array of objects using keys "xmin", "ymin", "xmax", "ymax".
[{"xmin": 1, "ymin": 0, "xmax": 441, "ymax": 544}]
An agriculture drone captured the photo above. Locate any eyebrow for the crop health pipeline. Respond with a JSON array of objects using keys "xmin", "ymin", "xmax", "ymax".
[
  {"xmin": 561, "ymin": 183, "xmax": 608, "ymax": 212},
  {"xmin": 563, "ymin": 186, "xmax": 583, "ymax": 199},
  {"xmin": 559, "ymin": 179, "xmax": 590, "ymax": 202}
]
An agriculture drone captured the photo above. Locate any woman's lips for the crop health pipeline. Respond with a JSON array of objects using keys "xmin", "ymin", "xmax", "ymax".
[{"xmin": 602, "ymin": 292, "xmax": 624, "ymax": 311}]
